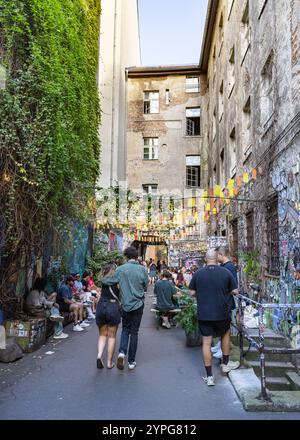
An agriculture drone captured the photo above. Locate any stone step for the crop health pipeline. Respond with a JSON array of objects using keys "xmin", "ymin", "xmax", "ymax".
[
  {"xmin": 286, "ymin": 372, "xmax": 300, "ymax": 391},
  {"xmin": 242, "ymin": 346, "xmax": 293, "ymax": 362},
  {"xmin": 249, "ymin": 360, "xmax": 296, "ymax": 377},
  {"xmin": 232, "ymin": 331, "xmax": 290, "ymax": 348},
  {"xmin": 266, "ymin": 376, "xmax": 292, "ymax": 391}
]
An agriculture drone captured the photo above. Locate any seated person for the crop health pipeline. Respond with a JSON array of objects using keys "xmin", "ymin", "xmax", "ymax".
[
  {"xmin": 82, "ymin": 272, "xmax": 98, "ymax": 313},
  {"xmin": 25, "ymin": 277, "xmax": 68, "ymax": 340},
  {"xmin": 57, "ymin": 276, "xmax": 90, "ymax": 332},
  {"xmin": 154, "ymin": 270, "xmax": 183, "ymax": 329},
  {"xmin": 72, "ymin": 273, "xmax": 95, "ymax": 320}
]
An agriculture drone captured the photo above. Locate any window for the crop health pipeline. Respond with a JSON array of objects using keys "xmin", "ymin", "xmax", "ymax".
[
  {"xmin": 242, "ymin": 96, "xmax": 251, "ymax": 158},
  {"xmin": 165, "ymin": 89, "xmax": 170, "ymax": 105},
  {"xmin": 186, "ymin": 107, "xmax": 201, "ymax": 136},
  {"xmin": 186, "ymin": 77, "xmax": 200, "ymax": 93},
  {"xmin": 220, "ymin": 148, "xmax": 225, "ymax": 188},
  {"xmin": 258, "ymin": 0, "xmax": 268, "ymax": 19},
  {"xmin": 219, "ymin": 81, "xmax": 224, "ymax": 121},
  {"xmin": 144, "ymin": 91, "xmax": 159, "ymax": 114},
  {"xmin": 186, "ymin": 156, "xmax": 201, "ymax": 188},
  {"xmin": 246, "ymin": 211, "xmax": 254, "ymax": 251},
  {"xmin": 228, "ymin": 0, "xmax": 235, "ymax": 19},
  {"xmin": 143, "ymin": 184, "xmax": 158, "ymax": 195},
  {"xmin": 143, "ymin": 138, "xmax": 158, "ymax": 160},
  {"xmin": 267, "ymin": 196, "xmax": 280, "ymax": 275},
  {"xmin": 213, "ymin": 107, "xmax": 217, "ymax": 139},
  {"xmin": 241, "ymin": 0, "xmax": 250, "ymax": 64},
  {"xmin": 228, "ymin": 46, "xmax": 235, "ymax": 97},
  {"xmin": 231, "ymin": 219, "xmax": 239, "ymax": 263},
  {"xmin": 218, "ymin": 13, "xmax": 224, "ymax": 56},
  {"xmin": 229, "ymin": 127, "xmax": 236, "ymax": 177},
  {"xmin": 260, "ymin": 52, "xmax": 274, "ymax": 127}
]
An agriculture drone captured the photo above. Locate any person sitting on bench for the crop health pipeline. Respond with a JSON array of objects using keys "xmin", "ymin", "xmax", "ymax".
[{"xmin": 154, "ymin": 270, "xmax": 183, "ymax": 329}]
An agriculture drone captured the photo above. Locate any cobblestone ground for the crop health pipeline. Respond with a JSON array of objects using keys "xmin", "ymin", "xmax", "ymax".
[{"xmin": 0, "ymin": 287, "xmax": 300, "ymax": 420}]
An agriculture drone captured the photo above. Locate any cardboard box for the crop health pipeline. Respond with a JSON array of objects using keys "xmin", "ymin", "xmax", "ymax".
[{"xmin": 5, "ymin": 318, "xmax": 46, "ymax": 353}]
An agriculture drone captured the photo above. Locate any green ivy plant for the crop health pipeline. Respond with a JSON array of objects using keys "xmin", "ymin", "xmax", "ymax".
[
  {"xmin": 174, "ymin": 295, "xmax": 198, "ymax": 335},
  {"xmin": 0, "ymin": 0, "xmax": 101, "ymax": 305},
  {"xmin": 86, "ymin": 233, "xmax": 125, "ymax": 284},
  {"xmin": 240, "ymin": 250, "xmax": 261, "ymax": 283}
]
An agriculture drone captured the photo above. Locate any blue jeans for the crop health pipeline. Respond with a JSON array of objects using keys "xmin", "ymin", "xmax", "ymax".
[
  {"xmin": 51, "ymin": 307, "xmax": 63, "ymax": 336},
  {"xmin": 119, "ymin": 305, "xmax": 144, "ymax": 363}
]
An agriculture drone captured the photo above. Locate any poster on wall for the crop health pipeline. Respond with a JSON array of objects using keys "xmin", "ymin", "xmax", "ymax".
[{"xmin": 207, "ymin": 236, "xmax": 228, "ymax": 250}]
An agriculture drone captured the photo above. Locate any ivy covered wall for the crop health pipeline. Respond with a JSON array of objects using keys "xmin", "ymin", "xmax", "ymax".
[{"xmin": 0, "ymin": 0, "xmax": 101, "ymax": 305}]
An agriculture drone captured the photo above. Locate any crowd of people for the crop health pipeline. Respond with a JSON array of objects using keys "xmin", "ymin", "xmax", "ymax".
[
  {"xmin": 25, "ymin": 271, "xmax": 101, "ymax": 340},
  {"xmin": 24, "ymin": 245, "xmax": 239, "ymax": 388}
]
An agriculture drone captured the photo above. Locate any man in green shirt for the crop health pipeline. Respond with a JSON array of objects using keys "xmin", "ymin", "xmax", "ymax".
[
  {"xmin": 154, "ymin": 271, "xmax": 182, "ymax": 328},
  {"xmin": 101, "ymin": 246, "xmax": 148, "ymax": 371}
]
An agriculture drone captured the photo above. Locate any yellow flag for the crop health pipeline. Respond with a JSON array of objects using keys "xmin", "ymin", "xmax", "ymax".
[
  {"xmin": 215, "ymin": 185, "xmax": 221, "ymax": 197},
  {"xmin": 206, "ymin": 203, "xmax": 211, "ymax": 212},
  {"xmin": 243, "ymin": 172, "xmax": 249, "ymax": 183},
  {"xmin": 228, "ymin": 179, "xmax": 234, "ymax": 189},
  {"xmin": 229, "ymin": 188, "xmax": 234, "ymax": 197}
]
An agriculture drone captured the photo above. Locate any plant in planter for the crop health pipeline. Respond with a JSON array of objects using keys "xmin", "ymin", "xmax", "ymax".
[{"xmin": 175, "ymin": 295, "xmax": 202, "ymax": 347}]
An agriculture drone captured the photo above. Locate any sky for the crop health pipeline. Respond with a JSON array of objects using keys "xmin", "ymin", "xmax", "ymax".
[{"xmin": 138, "ymin": 0, "xmax": 209, "ymax": 66}]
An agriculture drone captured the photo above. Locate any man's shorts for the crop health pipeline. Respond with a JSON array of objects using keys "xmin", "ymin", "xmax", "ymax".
[
  {"xmin": 198, "ymin": 319, "xmax": 231, "ymax": 337},
  {"xmin": 58, "ymin": 302, "xmax": 71, "ymax": 314}
]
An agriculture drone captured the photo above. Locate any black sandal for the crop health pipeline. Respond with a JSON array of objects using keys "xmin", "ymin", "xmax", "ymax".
[
  {"xmin": 107, "ymin": 363, "xmax": 115, "ymax": 370},
  {"xmin": 97, "ymin": 358, "xmax": 104, "ymax": 369}
]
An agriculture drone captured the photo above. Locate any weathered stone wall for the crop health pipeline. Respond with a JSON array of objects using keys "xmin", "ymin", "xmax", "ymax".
[
  {"xmin": 126, "ymin": 74, "xmax": 208, "ymax": 194},
  {"xmin": 205, "ymin": 0, "xmax": 300, "ymax": 337}
]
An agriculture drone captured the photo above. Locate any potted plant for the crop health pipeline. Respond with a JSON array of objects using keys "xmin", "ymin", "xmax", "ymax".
[{"xmin": 175, "ymin": 295, "xmax": 202, "ymax": 347}]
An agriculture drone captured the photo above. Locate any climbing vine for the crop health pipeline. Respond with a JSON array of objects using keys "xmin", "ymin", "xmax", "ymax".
[{"xmin": 0, "ymin": 0, "xmax": 101, "ymax": 304}]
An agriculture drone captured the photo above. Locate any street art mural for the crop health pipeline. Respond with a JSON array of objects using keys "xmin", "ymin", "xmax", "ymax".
[{"xmin": 269, "ymin": 162, "xmax": 300, "ymax": 343}]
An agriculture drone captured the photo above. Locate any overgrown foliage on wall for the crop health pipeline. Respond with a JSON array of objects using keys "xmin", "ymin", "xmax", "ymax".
[{"xmin": 0, "ymin": 0, "xmax": 101, "ymax": 304}]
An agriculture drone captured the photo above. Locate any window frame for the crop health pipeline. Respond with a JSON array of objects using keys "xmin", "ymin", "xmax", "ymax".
[
  {"xmin": 143, "ymin": 137, "xmax": 159, "ymax": 161},
  {"xmin": 185, "ymin": 77, "xmax": 200, "ymax": 93},
  {"xmin": 143, "ymin": 91, "xmax": 159, "ymax": 114},
  {"xmin": 186, "ymin": 107, "xmax": 201, "ymax": 136}
]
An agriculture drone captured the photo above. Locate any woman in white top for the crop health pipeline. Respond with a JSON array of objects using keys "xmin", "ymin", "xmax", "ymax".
[{"xmin": 26, "ymin": 278, "xmax": 68, "ymax": 340}]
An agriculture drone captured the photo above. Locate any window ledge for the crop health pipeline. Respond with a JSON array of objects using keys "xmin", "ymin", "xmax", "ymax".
[
  {"xmin": 184, "ymin": 135, "xmax": 202, "ymax": 139},
  {"xmin": 264, "ymin": 273, "xmax": 280, "ymax": 279},
  {"xmin": 142, "ymin": 159, "xmax": 160, "ymax": 162},
  {"xmin": 262, "ymin": 112, "xmax": 275, "ymax": 132}
]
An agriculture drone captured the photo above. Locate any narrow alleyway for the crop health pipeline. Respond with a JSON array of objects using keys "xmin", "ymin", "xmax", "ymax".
[{"xmin": 0, "ymin": 288, "xmax": 299, "ymax": 420}]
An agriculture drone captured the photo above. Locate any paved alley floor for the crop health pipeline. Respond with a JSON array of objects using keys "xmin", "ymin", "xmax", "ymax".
[{"xmin": 1, "ymin": 290, "xmax": 300, "ymax": 420}]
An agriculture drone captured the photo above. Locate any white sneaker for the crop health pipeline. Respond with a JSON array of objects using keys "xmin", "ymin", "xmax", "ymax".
[
  {"xmin": 80, "ymin": 321, "xmax": 90, "ymax": 328},
  {"xmin": 88, "ymin": 313, "xmax": 95, "ymax": 320},
  {"xmin": 203, "ymin": 376, "xmax": 215, "ymax": 386},
  {"xmin": 221, "ymin": 360, "xmax": 240, "ymax": 373},
  {"xmin": 212, "ymin": 349, "xmax": 223, "ymax": 359},
  {"xmin": 117, "ymin": 353, "xmax": 125, "ymax": 370},
  {"xmin": 73, "ymin": 324, "xmax": 84, "ymax": 332},
  {"xmin": 128, "ymin": 362, "xmax": 137, "ymax": 370},
  {"xmin": 53, "ymin": 332, "xmax": 69, "ymax": 340},
  {"xmin": 211, "ymin": 342, "xmax": 221, "ymax": 353}
]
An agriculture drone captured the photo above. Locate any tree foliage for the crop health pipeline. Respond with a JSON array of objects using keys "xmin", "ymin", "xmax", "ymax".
[{"xmin": 0, "ymin": 0, "xmax": 101, "ymax": 303}]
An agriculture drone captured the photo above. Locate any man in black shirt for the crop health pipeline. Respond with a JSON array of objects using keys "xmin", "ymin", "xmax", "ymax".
[
  {"xmin": 211, "ymin": 246, "xmax": 239, "ymax": 359},
  {"xmin": 189, "ymin": 249, "xmax": 239, "ymax": 386}
]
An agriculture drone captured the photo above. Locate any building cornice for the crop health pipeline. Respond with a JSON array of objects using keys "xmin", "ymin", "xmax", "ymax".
[
  {"xmin": 199, "ymin": 0, "xmax": 219, "ymax": 72},
  {"xmin": 127, "ymin": 65, "xmax": 201, "ymax": 78}
]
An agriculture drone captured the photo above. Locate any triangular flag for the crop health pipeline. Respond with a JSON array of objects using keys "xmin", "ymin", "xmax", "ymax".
[
  {"xmin": 237, "ymin": 176, "xmax": 242, "ymax": 186},
  {"xmin": 215, "ymin": 185, "xmax": 221, "ymax": 197},
  {"xmin": 243, "ymin": 172, "xmax": 249, "ymax": 183},
  {"xmin": 206, "ymin": 203, "xmax": 211, "ymax": 212},
  {"xmin": 228, "ymin": 179, "xmax": 234, "ymax": 189},
  {"xmin": 234, "ymin": 187, "xmax": 239, "ymax": 196},
  {"xmin": 252, "ymin": 168, "xmax": 257, "ymax": 180}
]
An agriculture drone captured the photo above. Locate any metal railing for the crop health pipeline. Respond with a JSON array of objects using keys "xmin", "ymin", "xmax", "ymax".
[{"xmin": 234, "ymin": 285, "xmax": 300, "ymax": 402}]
